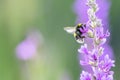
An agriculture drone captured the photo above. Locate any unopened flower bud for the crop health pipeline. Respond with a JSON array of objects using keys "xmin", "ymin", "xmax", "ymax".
[
  {"xmin": 90, "ymin": 22, "xmax": 97, "ymax": 28},
  {"xmin": 98, "ymin": 47, "xmax": 104, "ymax": 56},
  {"xmin": 96, "ymin": 19, "xmax": 102, "ymax": 27},
  {"xmin": 87, "ymin": 30, "xmax": 94, "ymax": 38},
  {"xmin": 95, "ymin": 38, "xmax": 100, "ymax": 45}
]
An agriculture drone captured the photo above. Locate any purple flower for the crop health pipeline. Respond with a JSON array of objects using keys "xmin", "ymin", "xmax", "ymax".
[
  {"xmin": 78, "ymin": 44, "xmax": 89, "ymax": 55},
  {"xmin": 16, "ymin": 39, "xmax": 37, "ymax": 60},
  {"xmin": 94, "ymin": 27, "xmax": 110, "ymax": 45},
  {"xmin": 15, "ymin": 30, "xmax": 43, "ymax": 60},
  {"xmin": 78, "ymin": 44, "xmax": 91, "ymax": 66},
  {"xmin": 94, "ymin": 70, "xmax": 114, "ymax": 80},
  {"xmin": 78, "ymin": 44, "xmax": 97, "ymax": 65},
  {"xmin": 99, "ymin": 55, "xmax": 115, "ymax": 72},
  {"xmin": 80, "ymin": 71, "xmax": 92, "ymax": 80}
]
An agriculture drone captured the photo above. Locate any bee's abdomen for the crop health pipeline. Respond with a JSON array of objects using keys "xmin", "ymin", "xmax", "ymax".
[{"xmin": 76, "ymin": 30, "xmax": 82, "ymax": 35}]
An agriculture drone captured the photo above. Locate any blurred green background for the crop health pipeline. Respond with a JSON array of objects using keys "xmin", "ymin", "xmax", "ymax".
[{"xmin": 0, "ymin": 0, "xmax": 119, "ymax": 80}]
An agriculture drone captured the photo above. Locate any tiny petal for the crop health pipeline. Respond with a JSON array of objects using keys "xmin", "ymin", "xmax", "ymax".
[
  {"xmin": 105, "ymin": 30, "xmax": 110, "ymax": 37},
  {"xmin": 96, "ymin": 19, "xmax": 102, "ymax": 27},
  {"xmin": 100, "ymin": 38, "xmax": 106, "ymax": 45},
  {"xmin": 80, "ymin": 60, "xmax": 88, "ymax": 65},
  {"xmin": 90, "ymin": 21, "xmax": 97, "ymax": 28},
  {"xmin": 99, "ymin": 55, "xmax": 115, "ymax": 72},
  {"xmin": 78, "ymin": 44, "xmax": 89, "ymax": 55},
  {"xmin": 80, "ymin": 71, "xmax": 92, "ymax": 80}
]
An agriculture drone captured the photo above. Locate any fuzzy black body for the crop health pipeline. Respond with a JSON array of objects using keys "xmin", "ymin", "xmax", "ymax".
[{"xmin": 74, "ymin": 24, "xmax": 86, "ymax": 40}]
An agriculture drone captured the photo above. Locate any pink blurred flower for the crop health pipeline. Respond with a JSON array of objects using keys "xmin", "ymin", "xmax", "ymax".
[{"xmin": 16, "ymin": 29, "xmax": 43, "ymax": 60}]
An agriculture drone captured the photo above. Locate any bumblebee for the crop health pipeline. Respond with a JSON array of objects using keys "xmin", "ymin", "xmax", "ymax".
[{"xmin": 64, "ymin": 23, "xmax": 86, "ymax": 43}]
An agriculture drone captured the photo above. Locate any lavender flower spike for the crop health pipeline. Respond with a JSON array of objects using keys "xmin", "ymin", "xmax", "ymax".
[
  {"xmin": 64, "ymin": 0, "xmax": 115, "ymax": 79},
  {"xmin": 74, "ymin": 0, "xmax": 114, "ymax": 59},
  {"xmin": 77, "ymin": 0, "xmax": 115, "ymax": 80},
  {"xmin": 74, "ymin": 0, "xmax": 114, "ymax": 74}
]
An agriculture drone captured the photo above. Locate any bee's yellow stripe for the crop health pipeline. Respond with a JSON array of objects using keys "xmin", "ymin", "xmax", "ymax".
[
  {"xmin": 78, "ymin": 23, "xmax": 82, "ymax": 26},
  {"xmin": 74, "ymin": 33, "xmax": 77, "ymax": 37}
]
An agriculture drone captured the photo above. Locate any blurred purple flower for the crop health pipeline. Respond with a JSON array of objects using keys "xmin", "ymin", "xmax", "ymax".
[
  {"xmin": 16, "ymin": 39, "xmax": 37, "ymax": 60},
  {"xmin": 16, "ymin": 30, "xmax": 43, "ymax": 60}
]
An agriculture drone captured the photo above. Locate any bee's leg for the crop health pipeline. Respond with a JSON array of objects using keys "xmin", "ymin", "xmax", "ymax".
[
  {"xmin": 81, "ymin": 36, "xmax": 85, "ymax": 38},
  {"xmin": 75, "ymin": 35, "xmax": 80, "ymax": 40},
  {"xmin": 83, "ymin": 24, "xmax": 86, "ymax": 27},
  {"xmin": 76, "ymin": 37, "xmax": 84, "ymax": 43}
]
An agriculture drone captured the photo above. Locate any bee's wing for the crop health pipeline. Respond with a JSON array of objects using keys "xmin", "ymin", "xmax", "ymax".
[{"xmin": 64, "ymin": 27, "xmax": 75, "ymax": 34}]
